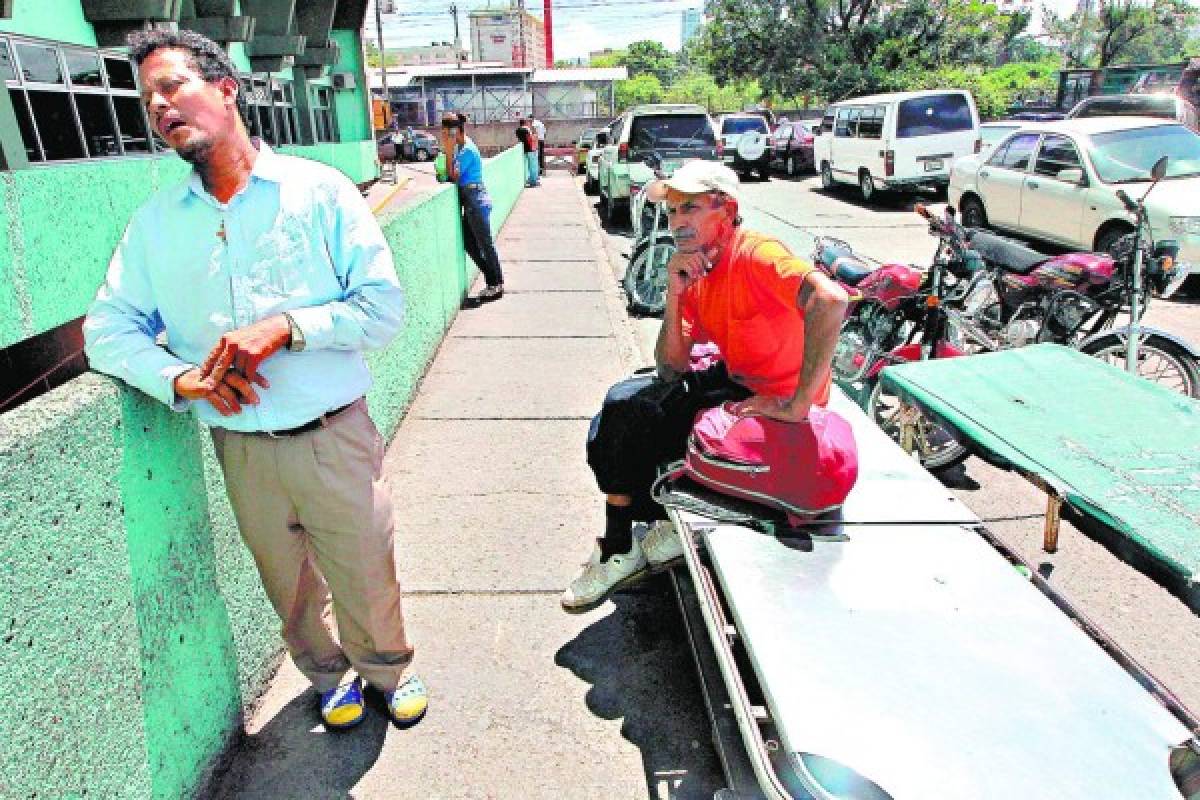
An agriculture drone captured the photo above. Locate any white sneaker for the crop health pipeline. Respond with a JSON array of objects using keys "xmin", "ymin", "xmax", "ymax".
[
  {"xmin": 640, "ymin": 520, "xmax": 684, "ymax": 570},
  {"xmin": 561, "ymin": 541, "xmax": 648, "ymax": 614}
]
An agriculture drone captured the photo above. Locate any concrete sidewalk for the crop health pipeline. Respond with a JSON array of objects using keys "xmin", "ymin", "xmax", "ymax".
[{"xmin": 210, "ymin": 172, "xmax": 725, "ymax": 799}]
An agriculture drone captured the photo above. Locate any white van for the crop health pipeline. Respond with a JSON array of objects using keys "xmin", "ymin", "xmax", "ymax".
[{"xmin": 814, "ymin": 89, "xmax": 981, "ymax": 202}]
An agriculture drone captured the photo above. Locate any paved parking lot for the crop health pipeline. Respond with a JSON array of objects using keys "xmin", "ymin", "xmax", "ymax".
[{"xmin": 587, "ymin": 170, "xmax": 1200, "ymax": 717}]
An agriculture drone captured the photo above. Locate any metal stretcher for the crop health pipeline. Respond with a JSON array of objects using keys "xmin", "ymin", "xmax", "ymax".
[
  {"xmin": 880, "ymin": 344, "xmax": 1200, "ymax": 607},
  {"xmin": 666, "ymin": 385, "xmax": 1200, "ymax": 800}
]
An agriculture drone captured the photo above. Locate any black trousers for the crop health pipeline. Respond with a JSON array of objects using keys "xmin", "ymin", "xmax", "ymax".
[
  {"xmin": 586, "ymin": 363, "xmax": 750, "ymax": 521},
  {"xmin": 537, "ymin": 141, "xmax": 545, "ymax": 174},
  {"xmin": 460, "ymin": 185, "xmax": 504, "ymax": 287}
]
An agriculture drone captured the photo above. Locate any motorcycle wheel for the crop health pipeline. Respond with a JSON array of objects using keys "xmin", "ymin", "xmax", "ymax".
[
  {"xmin": 867, "ymin": 377, "xmax": 971, "ymax": 471},
  {"xmin": 1079, "ymin": 333, "xmax": 1200, "ymax": 399},
  {"xmin": 623, "ymin": 236, "xmax": 674, "ymax": 316}
]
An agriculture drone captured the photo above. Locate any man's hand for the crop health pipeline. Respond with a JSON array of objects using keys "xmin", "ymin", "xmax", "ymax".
[
  {"xmin": 174, "ymin": 367, "xmax": 260, "ymax": 416},
  {"xmin": 200, "ymin": 315, "xmax": 291, "ymax": 389},
  {"xmin": 666, "ymin": 246, "xmax": 718, "ymax": 298},
  {"xmin": 732, "ymin": 395, "xmax": 811, "ymax": 424}
]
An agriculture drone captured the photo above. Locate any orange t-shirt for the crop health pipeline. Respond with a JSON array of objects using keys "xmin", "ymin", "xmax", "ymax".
[{"xmin": 681, "ymin": 229, "xmax": 831, "ymax": 405}]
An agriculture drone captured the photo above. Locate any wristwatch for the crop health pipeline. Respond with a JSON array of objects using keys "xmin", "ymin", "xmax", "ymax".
[{"xmin": 283, "ymin": 312, "xmax": 305, "ymax": 352}]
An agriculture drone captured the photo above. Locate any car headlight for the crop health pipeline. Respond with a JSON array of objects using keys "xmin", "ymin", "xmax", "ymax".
[{"xmin": 1168, "ymin": 216, "xmax": 1200, "ymax": 235}]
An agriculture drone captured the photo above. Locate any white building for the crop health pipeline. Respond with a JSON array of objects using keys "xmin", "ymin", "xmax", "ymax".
[
  {"xmin": 390, "ymin": 43, "xmax": 469, "ymax": 67},
  {"xmin": 468, "ymin": 4, "xmax": 546, "ymax": 68}
]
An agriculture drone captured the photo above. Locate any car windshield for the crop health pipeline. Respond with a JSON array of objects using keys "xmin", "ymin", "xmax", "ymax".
[
  {"xmin": 1088, "ymin": 124, "xmax": 1200, "ymax": 183},
  {"xmin": 629, "ymin": 114, "xmax": 716, "ymax": 151},
  {"xmin": 721, "ymin": 117, "xmax": 768, "ymax": 134},
  {"xmin": 896, "ymin": 94, "xmax": 974, "ymax": 138},
  {"xmin": 1072, "ymin": 95, "xmax": 1177, "ymax": 119}
]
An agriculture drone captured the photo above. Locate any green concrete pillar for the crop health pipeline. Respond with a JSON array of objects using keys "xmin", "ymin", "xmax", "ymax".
[
  {"xmin": 291, "ymin": 75, "xmax": 316, "ymax": 145},
  {"xmin": 0, "ymin": 87, "xmax": 30, "ymax": 170}
]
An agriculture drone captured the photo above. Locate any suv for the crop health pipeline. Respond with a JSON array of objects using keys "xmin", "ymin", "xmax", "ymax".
[
  {"xmin": 1066, "ymin": 93, "xmax": 1199, "ymax": 132},
  {"xmin": 597, "ymin": 104, "xmax": 718, "ymax": 224},
  {"xmin": 717, "ymin": 113, "xmax": 772, "ymax": 180}
]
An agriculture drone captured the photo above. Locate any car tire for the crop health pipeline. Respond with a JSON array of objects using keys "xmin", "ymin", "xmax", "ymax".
[
  {"xmin": 415, "ymin": 149, "xmax": 430, "ymax": 162},
  {"xmin": 1095, "ymin": 223, "xmax": 1135, "ymax": 256},
  {"xmin": 859, "ymin": 170, "xmax": 876, "ymax": 203},
  {"xmin": 959, "ymin": 195, "xmax": 988, "ymax": 229},
  {"xmin": 758, "ymin": 165, "xmax": 771, "ymax": 181},
  {"xmin": 820, "ymin": 161, "xmax": 834, "ymax": 190}
]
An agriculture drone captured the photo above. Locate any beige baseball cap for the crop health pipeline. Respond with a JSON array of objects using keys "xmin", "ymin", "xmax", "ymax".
[{"xmin": 657, "ymin": 158, "xmax": 741, "ymax": 200}]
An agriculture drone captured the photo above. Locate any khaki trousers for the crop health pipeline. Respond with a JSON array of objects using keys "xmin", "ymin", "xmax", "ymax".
[{"xmin": 212, "ymin": 399, "xmax": 413, "ymax": 693}]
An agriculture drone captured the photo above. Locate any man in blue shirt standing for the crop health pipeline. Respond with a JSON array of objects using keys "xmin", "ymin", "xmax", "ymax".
[
  {"xmin": 441, "ymin": 113, "xmax": 505, "ymax": 304},
  {"xmin": 83, "ymin": 30, "xmax": 427, "ymax": 731}
]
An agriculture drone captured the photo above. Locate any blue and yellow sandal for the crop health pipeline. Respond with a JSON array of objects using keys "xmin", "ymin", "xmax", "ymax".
[
  {"xmin": 385, "ymin": 675, "xmax": 428, "ymax": 728},
  {"xmin": 319, "ymin": 677, "xmax": 365, "ymax": 730}
]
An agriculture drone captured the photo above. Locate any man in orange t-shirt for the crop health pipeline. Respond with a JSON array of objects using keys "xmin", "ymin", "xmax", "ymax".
[{"xmin": 563, "ymin": 160, "xmax": 848, "ymax": 613}]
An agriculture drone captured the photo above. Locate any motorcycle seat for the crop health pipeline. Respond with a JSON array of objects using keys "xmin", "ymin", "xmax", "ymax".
[
  {"xmin": 832, "ymin": 255, "xmax": 874, "ymax": 286},
  {"xmin": 966, "ymin": 230, "xmax": 1047, "ymax": 275}
]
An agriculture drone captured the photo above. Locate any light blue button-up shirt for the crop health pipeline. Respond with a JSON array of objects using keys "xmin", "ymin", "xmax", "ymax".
[{"xmin": 83, "ymin": 143, "xmax": 404, "ymax": 432}]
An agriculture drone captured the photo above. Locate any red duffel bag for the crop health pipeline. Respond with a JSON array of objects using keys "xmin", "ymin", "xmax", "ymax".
[{"xmin": 656, "ymin": 402, "xmax": 858, "ymax": 527}]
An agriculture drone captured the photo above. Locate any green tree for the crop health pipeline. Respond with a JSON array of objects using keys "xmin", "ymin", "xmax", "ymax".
[
  {"xmin": 699, "ymin": 0, "xmax": 1029, "ymax": 102},
  {"xmin": 622, "ymin": 39, "xmax": 680, "ymax": 84},
  {"xmin": 1044, "ymin": 0, "xmax": 1198, "ymax": 67},
  {"xmin": 616, "ymin": 73, "xmax": 665, "ymax": 108}
]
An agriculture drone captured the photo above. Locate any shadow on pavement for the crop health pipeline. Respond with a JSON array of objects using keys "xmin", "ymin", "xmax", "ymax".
[
  {"xmin": 555, "ymin": 583, "xmax": 726, "ymax": 800},
  {"xmin": 210, "ymin": 690, "xmax": 389, "ymax": 799}
]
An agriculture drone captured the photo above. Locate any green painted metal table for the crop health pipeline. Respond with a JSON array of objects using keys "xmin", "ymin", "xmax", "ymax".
[{"xmin": 881, "ymin": 344, "xmax": 1200, "ymax": 603}]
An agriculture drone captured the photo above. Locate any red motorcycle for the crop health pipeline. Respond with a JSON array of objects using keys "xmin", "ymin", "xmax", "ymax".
[{"xmin": 815, "ymin": 206, "xmax": 977, "ymax": 469}]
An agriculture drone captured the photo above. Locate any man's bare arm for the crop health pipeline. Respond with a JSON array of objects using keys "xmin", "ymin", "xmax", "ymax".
[
  {"xmin": 655, "ymin": 250, "xmax": 707, "ymax": 381},
  {"xmin": 792, "ymin": 269, "xmax": 848, "ymax": 408}
]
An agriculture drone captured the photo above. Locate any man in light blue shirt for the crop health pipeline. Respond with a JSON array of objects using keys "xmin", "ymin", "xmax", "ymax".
[{"xmin": 83, "ymin": 29, "xmax": 427, "ymax": 732}]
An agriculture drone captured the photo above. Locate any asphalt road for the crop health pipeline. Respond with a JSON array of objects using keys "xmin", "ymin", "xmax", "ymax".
[{"xmin": 587, "ymin": 169, "xmax": 1200, "ymax": 727}]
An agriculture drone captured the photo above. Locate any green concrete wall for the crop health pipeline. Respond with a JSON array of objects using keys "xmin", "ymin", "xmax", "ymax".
[
  {"xmin": 330, "ymin": 28, "xmax": 371, "ymax": 142},
  {"xmin": 0, "ymin": 142, "xmax": 381, "ymax": 348},
  {"xmin": 0, "ymin": 0, "xmax": 97, "ymax": 46},
  {"xmin": 0, "ymin": 151, "xmax": 524, "ymax": 798}
]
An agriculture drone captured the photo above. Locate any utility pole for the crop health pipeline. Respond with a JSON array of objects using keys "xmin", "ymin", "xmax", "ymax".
[
  {"xmin": 450, "ymin": 3, "xmax": 462, "ymax": 68},
  {"xmin": 516, "ymin": 0, "xmax": 526, "ymax": 68},
  {"xmin": 375, "ymin": 0, "xmax": 390, "ymax": 118}
]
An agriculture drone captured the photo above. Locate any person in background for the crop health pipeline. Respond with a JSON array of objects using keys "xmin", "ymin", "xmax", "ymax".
[
  {"xmin": 532, "ymin": 116, "xmax": 547, "ymax": 176},
  {"xmin": 84, "ymin": 28, "xmax": 428, "ymax": 730},
  {"xmin": 443, "ymin": 112, "xmax": 504, "ymax": 304},
  {"xmin": 516, "ymin": 117, "xmax": 539, "ymax": 188}
]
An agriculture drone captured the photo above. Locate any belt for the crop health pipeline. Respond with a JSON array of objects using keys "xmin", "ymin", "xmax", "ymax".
[
  {"xmin": 254, "ymin": 400, "xmax": 358, "ymax": 438},
  {"xmin": 461, "ymin": 182, "xmax": 484, "ymax": 190}
]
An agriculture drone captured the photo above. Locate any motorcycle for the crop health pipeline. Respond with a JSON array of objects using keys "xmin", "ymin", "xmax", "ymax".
[
  {"xmin": 818, "ymin": 205, "xmax": 981, "ymax": 470},
  {"xmin": 622, "ymin": 153, "xmax": 675, "ymax": 316},
  {"xmin": 944, "ymin": 155, "xmax": 1199, "ymax": 398}
]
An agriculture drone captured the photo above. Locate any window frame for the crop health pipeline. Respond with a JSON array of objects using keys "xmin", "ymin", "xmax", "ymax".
[
  {"xmin": 1032, "ymin": 134, "xmax": 1084, "ymax": 181},
  {"xmin": 987, "ymin": 132, "xmax": 1041, "ymax": 172},
  {"xmin": 2, "ymin": 33, "xmax": 154, "ymax": 166}
]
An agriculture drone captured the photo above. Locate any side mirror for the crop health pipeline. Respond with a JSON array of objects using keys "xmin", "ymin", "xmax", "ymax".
[
  {"xmin": 643, "ymin": 153, "xmax": 663, "ymax": 170},
  {"xmin": 1057, "ymin": 167, "xmax": 1086, "ymax": 185},
  {"xmin": 1152, "ymin": 155, "xmax": 1168, "ymax": 181}
]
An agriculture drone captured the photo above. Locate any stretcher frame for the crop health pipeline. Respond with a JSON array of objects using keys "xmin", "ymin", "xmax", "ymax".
[{"xmin": 662, "ymin": 386, "xmax": 1200, "ymax": 800}]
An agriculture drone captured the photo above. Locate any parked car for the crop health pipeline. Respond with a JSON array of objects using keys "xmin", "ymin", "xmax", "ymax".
[
  {"xmin": 770, "ymin": 120, "xmax": 815, "ymax": 176},
  {"xmin": 1066, "ymin": 93, "xmax": 1199, "ymax": 132},
  {"xmin": 377, "ymin": 129, "xmax": 441, "ymax": 163},
  {"xmin": 814, "ymin": 89, "xmax": 981, "ymax": 202},
  {"xmin": 584, "ymin": 128, "xmax": 609, "ymax": 195},
  {"xmin": 597, "ymin": 103, "xmax": 719, "ymax": 224},
  {"xmin": 948, "ymin": 117, "xmax": 1200, "ymax": 275},
  {"xmin": 978, "ymin": 121, "xmax": 1025, "ymax": 157},
  {"xmin": 574, "ymin": 127, "xmax": 603, "ymax": 174},
  {"xmin": 716, "ymin": 113, "xmax": 773, "ymax": 180}
]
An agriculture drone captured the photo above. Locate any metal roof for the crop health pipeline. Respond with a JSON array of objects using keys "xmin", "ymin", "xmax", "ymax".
[{"xmin": 529, "ymin": 67, "xmax": 628, "ymax": 83}]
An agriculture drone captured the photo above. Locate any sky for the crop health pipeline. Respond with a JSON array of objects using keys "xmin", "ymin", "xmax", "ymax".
[{"xmin": 362, "ymin": 0, "xmax": 1127, "ymax": 64}]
